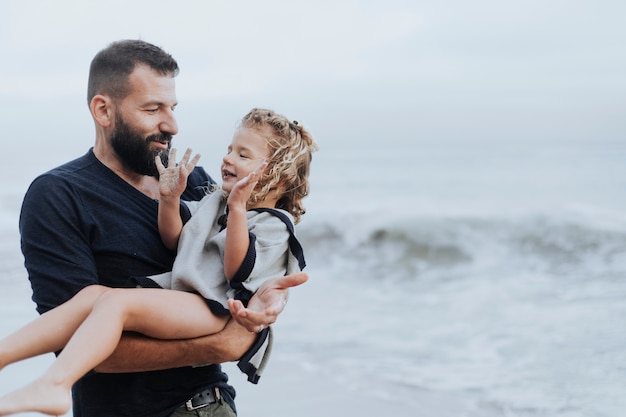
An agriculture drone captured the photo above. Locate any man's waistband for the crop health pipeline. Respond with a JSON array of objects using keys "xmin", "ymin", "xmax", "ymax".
[{"xmin": 185, "ymin": 386, "xmax": 222, "ymax": 411}]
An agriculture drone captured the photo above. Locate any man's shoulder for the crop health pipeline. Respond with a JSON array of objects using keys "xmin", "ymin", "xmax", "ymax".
[
  {"xmin": 34, "ymin": 149, "xmax": 99, "ymax": 184},
  {"xmin": 183, "ymin": 166, "xmax": 216, "ymax": 202},
  {"xmin": 25, "ymin": 149, "xmax": 115, "ymax": 204}
]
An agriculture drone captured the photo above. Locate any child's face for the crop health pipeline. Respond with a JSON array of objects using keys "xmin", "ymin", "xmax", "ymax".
[{"xmin": 221, "ymin": 127, "xmax": 270, "ymax": 193}]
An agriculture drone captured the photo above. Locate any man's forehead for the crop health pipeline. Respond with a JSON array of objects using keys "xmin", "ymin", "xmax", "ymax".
[{"xmin": 127, "ymin": 65, "xmax": 177, "ymax": 102}]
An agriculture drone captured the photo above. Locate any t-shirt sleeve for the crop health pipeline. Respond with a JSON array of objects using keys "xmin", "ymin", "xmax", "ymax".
[
  {"xmin": 181, "ymin": 166, "xmax": 215, "ymax": 202},
  {"xmin": 19, "ymin": 175, "xmax": 98, "ymax": 314},
  {"xmin": 181, "ymin": 166, "xmax": 216, "ymax": 217}
]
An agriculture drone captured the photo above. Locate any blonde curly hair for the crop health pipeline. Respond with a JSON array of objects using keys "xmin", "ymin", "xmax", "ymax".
[{"xmin": 241, "ymin": 108, "xmax": 318, "ymax": 224}]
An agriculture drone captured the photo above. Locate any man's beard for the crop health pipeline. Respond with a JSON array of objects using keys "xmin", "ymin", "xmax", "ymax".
[{"xmin": 109, "ymin": 114, "xmax": 172, "ymax": 177}]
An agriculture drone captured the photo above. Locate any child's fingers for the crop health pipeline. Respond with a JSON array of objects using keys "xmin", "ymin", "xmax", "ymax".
[
  {"xmin": 188, "ymin": 153, "xmax": 201, "ymax": 171},
  {"xmin": 177, "ymin": 148, "xmax": 200, "ymax": 172},
  {"xmin": 179, "ymin": 148, "xmax": 192, "ymax": 166},
  {"xmin": 155, "ymin": 155, "xmax": 165, "ymax": 173},
  {"xmin": 251, "ymin": 159, "xmax": 268, "ymax": 177},
  {"xmin": 167, "ymin": 148, "xmax": 178, "ymax": 168},
  {"xmin": 235, "ymin": 174, "xmax": 256, "ymax": 192},
  {"xmin": 240, "ymin": 160, "xmax": 267, "ymax": 187}
]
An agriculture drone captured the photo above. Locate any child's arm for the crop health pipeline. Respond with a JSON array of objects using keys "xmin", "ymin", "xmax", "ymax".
[
  {"xmin": 223, "ymin": 160, "xmax": 267, "ymax": 280},
  {"xmin": 155, "ymin": 148, "xmax": 200, "ymax": 250}
]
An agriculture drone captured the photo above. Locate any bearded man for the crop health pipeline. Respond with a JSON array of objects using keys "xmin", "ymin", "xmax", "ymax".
[{"xmin": 19, "ymin": 39, "xmax": 306, "ymax": 417}]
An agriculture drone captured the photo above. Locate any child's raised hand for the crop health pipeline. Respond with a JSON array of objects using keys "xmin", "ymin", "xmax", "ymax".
[
  {"xmin": 227, "ymin": 159, "xmax": 268, "ymax": 208},
  {"xmin": 156, "ymin": 148, "xmax": 201, "ymax": 199}
]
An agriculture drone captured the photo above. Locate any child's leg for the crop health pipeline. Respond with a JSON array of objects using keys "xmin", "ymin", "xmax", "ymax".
[
  {"xmin": 0, "ymin": 288, "xmax": 228, "ymax": 416},
  {"xmin": 0, "ymin": 285, "xmax": 109, "ymax": 370},
  {"xmin": 53, "ymin": 287, "xmax": 229, "ymax": 379}
]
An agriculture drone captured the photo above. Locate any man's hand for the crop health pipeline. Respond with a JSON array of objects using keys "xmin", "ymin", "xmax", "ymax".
[
  {"xmin": 96, "ymin": 273, "xmax": 309, "ymax": 372},
  {"xmin": 227, "ymin": 272, "xmax": 308, "ymax": 333}
]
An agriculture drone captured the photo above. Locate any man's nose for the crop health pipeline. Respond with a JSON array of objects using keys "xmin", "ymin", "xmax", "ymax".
[{"xmin": 160, "ymin": 109, "xmax": 178, "ymax": 135}]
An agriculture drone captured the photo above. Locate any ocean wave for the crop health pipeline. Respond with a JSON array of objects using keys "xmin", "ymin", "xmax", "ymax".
[
  {"xmin": 290, "ymin": 210, "xmax": 626, "ymax": 417},
  {"xmin": 297, "ymin": 212, "xmax": 626, "ymax": 281}
]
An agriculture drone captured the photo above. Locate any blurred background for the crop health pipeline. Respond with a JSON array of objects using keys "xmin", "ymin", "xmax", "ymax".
[{"xmin": 1, "ymin": 1, "xmax": 625, "ymax": 416}]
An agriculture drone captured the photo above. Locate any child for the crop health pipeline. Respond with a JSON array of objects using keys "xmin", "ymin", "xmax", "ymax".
[{"xmin": 0, "ymin": 108, "xmax": 317, "ymax": 416}]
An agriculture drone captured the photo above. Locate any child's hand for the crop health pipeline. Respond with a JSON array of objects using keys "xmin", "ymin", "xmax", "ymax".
[
  {"xmin": 227, "ymin": 159, "xmax": 268, "ymax": 209},
  {"xmin": 156, "ymin": 148, "xmax": 201, "ymax": 199}
]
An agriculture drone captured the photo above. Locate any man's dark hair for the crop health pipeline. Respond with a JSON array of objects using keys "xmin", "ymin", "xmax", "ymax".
[{"xmin": 87, "ymin": 39, "xmax": 179, "ymax": 104}]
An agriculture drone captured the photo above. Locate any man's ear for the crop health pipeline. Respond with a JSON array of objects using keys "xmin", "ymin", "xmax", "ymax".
[{"xmin": 90, "ymin": 95, "xmax": 114, "ymax": 128}]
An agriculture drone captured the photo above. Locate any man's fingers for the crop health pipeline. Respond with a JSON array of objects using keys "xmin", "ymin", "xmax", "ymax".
[
  {"xmin": 242, "ymin": 310, "xmax": 277, "ymax": 326},
  {"xmin": 227, "ymin": 299, "xmax": 246, "ymax": 316},
  {"xmin": 276, "ymin": 272, "xmax": 309, "ymax": 290},
  {"xmin": 263, "ymin": 273, "xmax": 308, "ymax": 315},
  {"xmin": 228, "ymin": 299, "xmax": 276, "ymax": 333},
  {"xmin": 230, "ymin": 309, "xmax": 278, "ymax": 332},
  {"xmin": 227, "ymin": 273, "xmax": 309, "ymax": 333}
]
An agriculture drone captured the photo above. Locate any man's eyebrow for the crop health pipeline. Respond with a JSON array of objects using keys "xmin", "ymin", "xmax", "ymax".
[{"xmin": 143, "ymin": 100, "xmax": 178, "ymax": 107}]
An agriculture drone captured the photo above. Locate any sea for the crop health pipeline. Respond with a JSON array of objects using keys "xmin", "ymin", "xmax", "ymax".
[{"xmin": 1, "ymin": 128, "xmax": 625, "ymax": 416}]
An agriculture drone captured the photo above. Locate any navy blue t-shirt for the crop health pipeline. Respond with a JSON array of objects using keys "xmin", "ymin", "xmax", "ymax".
[{"xmin": 19, "ymin": 149, "xmax": 235, "ymax": 417}]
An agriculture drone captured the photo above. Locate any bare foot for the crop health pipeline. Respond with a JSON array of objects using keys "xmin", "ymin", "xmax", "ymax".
[{"xmin": 0, "ymin": 377, "xmax": 71, "ymax": 416}]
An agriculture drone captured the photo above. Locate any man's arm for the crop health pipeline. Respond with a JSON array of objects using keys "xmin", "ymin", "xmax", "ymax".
[
  {"xmin": 95, "ymin": 273, "xmax": 308, "ymax": 372},
  {"xmin": 95, "ymin": 318, "xmax": 254, "ymax": 372}
]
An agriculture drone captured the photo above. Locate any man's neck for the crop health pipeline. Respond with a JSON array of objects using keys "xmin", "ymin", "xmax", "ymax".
[{"xmin": 93, "ymin": 146, "xmax": 161, "ymax": 199}]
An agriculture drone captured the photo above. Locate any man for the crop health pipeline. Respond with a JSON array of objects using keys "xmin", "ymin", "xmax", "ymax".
[{"xmin": 19, "ymin": 39, "xmax": 307, "ymax": 417}]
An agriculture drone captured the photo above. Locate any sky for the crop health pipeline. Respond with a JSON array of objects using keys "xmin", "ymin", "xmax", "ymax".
[{"xmin": 1, "ymin": 0, "xmax": 625, "ymax": 165}]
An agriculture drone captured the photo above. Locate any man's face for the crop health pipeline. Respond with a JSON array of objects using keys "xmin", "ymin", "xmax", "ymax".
[
  {"xmin": 107, "ymin": 64, "xmax": 179, "ymax": 177},
  {"xmin": 109, "ymin": 111, "xmax": 171, "ymax": 177}
]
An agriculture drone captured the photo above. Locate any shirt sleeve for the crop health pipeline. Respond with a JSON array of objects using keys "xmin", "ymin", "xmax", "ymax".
[
  {"xmin": 19, "ymin": 175, "xmax": 98, "ymax": 314},
  {"xmin": 181, "ymin": 166, "xmax": 215, "ymax": 202}
]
